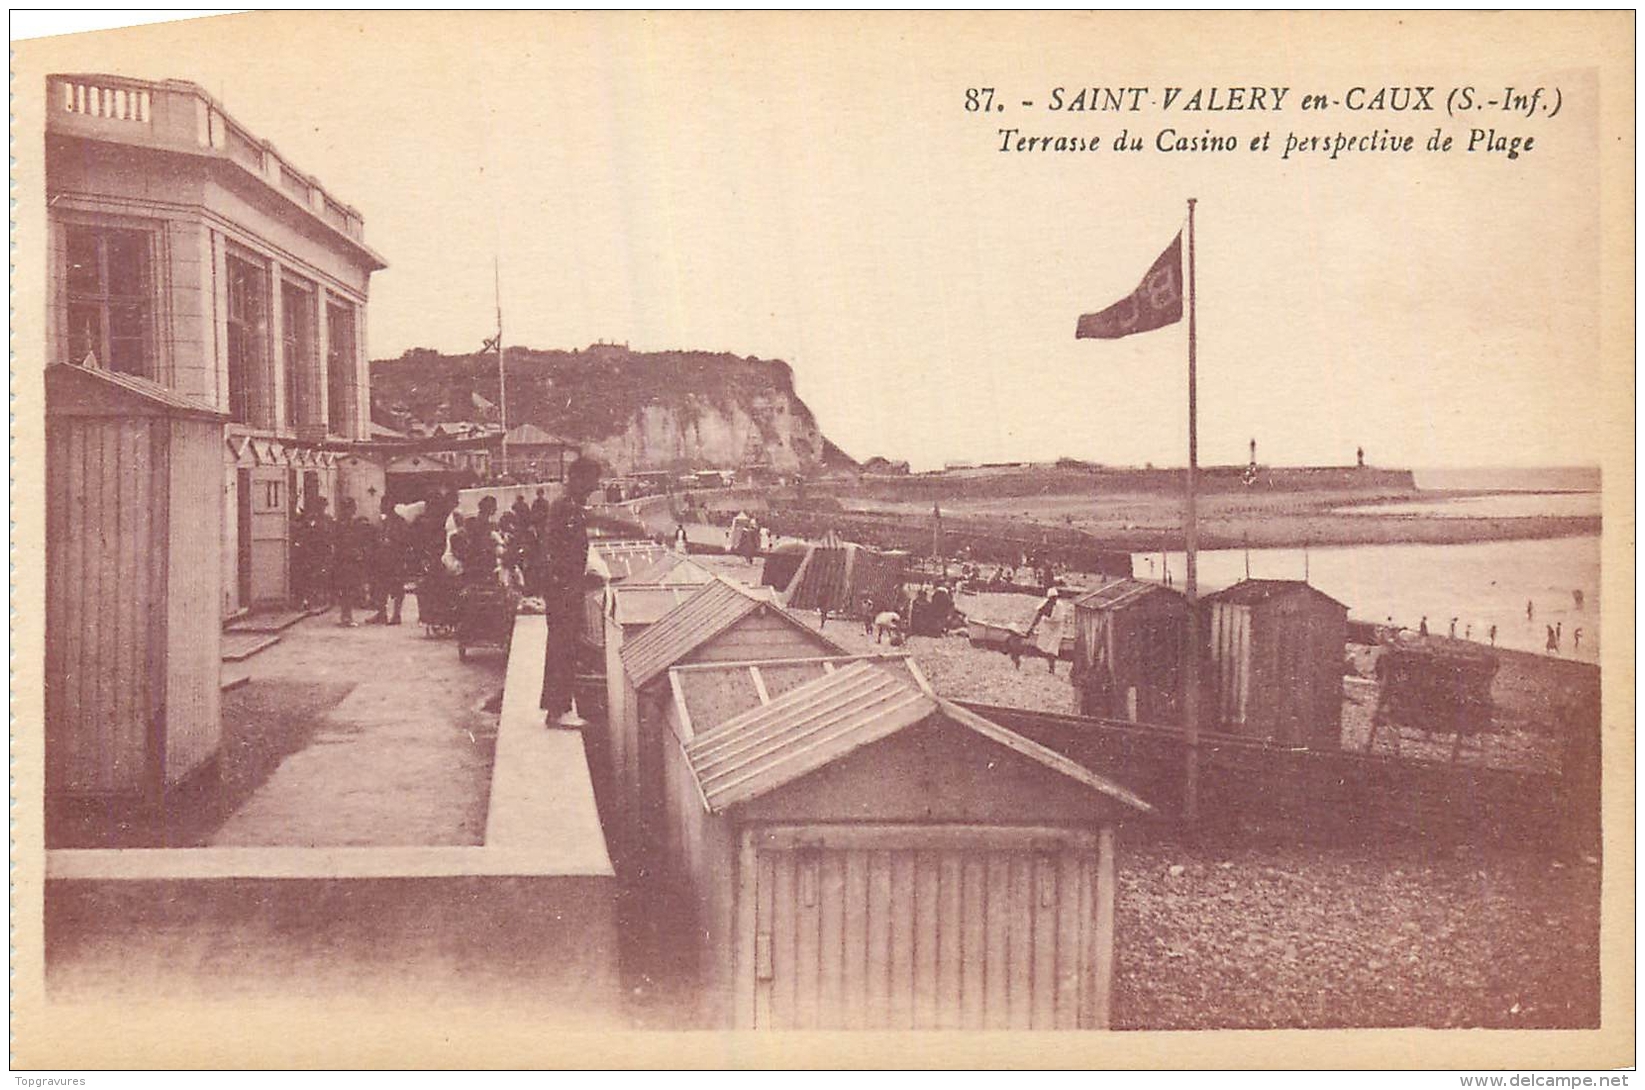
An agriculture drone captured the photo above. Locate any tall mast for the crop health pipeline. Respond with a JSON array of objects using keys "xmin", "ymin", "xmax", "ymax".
[
  {"xmin": 1183, "ymin": 197, "xmax": 1201, "ymax": 827},
  {"xmin": 495, "ymin": 256, "xmax": 507, "ymax": 477}
]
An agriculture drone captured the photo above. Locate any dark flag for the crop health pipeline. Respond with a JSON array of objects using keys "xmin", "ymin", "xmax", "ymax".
[{"xmin": 1075, "ymin": 232, "xmax": 1184, "ymax": 340}]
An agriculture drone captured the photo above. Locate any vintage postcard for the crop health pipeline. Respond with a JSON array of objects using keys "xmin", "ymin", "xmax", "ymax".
[{"xmin": 8, "ymin": 10, "xmax": 1634, "ymax": 1070}]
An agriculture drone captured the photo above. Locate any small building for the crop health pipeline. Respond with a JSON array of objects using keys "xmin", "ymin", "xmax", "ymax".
[
  {"xmin": 659, "ymin": 657, "xmax": 1151, "ymax": 1029},
  {"xmin": 607, "ymin": 579, "xmax": 847, "ymax": 874},
  {"xmin": 1202, "ymin": 579, "xmax": 1349, "ymax": 748},
  {"xmin": 1071, "ymin": 580, "xmax": 1190, "ymax": 724},
  {"xmin": 46, "ymin": 362, "xmax": 226, "ymax": 806},
  {"xmin": 782, "ymin": 542, "xmax": 907, "ymax": 618},
  {"xmin": 500, "ymin": 422, "xmax": 577, "ymax": 480},
  {"xmin": 759, "ymin": 541, "xmax": 810, "ymax": 592}
]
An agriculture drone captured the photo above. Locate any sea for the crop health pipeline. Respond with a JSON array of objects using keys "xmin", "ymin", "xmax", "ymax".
[{"xmin": 1137, "ymin": 468, "xmax": 1604, "ymax": 663}]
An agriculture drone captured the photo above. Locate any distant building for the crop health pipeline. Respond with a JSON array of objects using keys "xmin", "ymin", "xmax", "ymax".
[
  {"xmin": 46, "ymin": 74, "xmax": 388, "ymax": 616},
  {"xmin": 500, "ymin": 422, "xmax": 577, "ymax": 480}
]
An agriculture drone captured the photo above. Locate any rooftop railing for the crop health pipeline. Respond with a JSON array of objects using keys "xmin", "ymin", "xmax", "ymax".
[{"xmin": 49, "ymin": 74, "xmax": 366, "ymax": 245}]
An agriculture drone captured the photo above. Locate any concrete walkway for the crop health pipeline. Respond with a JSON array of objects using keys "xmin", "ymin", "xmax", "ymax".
[{"xmin": 211, "ymin": 597, "xmax": 505, "ymax": 847}]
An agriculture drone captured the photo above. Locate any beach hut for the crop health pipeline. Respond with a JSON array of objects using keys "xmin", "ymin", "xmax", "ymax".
[
  {"xmin": 1202, "ymin": 579, "xmax": 1349, "ymax": 748},
  {"xmin": 783, "ymin": 542, "xmax": 907, "ymax": 619},
  {"xmin": 45, "ymin": 363, "xmax": 226, "ymax": 807},
  {"xmin": 608, "ymin": 578, "xmax": 847, "ymax": 874},
  {"xmin": 578, "ymin": 580, "xmax": 734, "ymax": 823},
  {"xmin": 659, "ymin": 657, "xmax": 1151, "ymax": 1029},
  {"xmin": 760, "ymin": 541, "xmax": 810, "ymax": 591},
  {"xmin": 1071, "ymin": 581, "xmax": 1190, "ymax": 724}
]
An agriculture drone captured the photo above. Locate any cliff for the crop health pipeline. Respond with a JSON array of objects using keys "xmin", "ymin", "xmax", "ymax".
[{"xmin": 370, "ymin": 345, "xmax": 856, "ymax": 476}]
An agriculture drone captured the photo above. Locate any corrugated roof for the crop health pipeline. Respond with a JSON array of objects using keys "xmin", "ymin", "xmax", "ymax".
[
  {"xmin": 686, "ymin": 661, "xmax": 941, "ymax": 811},
  {"xmin": 668, "ymin": 653, "xmax": 919, "ymax": 742},
  {"xmin": 1073, "ymin": 579, "xmax": 1184, "ymax": 611},
  {"xmin": 1202, "ymin": 578, "xmax": 1347, "ymax": 610},
  {"xmin": 682, "ymin": 660, "xmax": 1152, "ymax": 814},
  {"xmin": 624, "ymin": 552, "xmax": 717, "ymax": 586},
  {"xmin": 47, "ymin": 362, "xmax": 227, "ymax": 420},
  {"xmin": 620, "ymin": 577, "xmax": 843, "ymax": 688},
  {"xmin": 609, "ymin": 583, "xmax": 705, "ymax": 626}
]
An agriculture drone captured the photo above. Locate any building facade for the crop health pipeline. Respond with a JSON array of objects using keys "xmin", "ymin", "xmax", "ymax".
[{"xmin": 45, "ymin": 74, "xmax": 388, "ymax": 616}]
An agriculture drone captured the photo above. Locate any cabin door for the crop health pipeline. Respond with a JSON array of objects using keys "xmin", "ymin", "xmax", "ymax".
[
  {"xmin": 235, "ymin": 468, "xmax": 253, "ymax": 608},
  {"xmin": 741, "ymin": 825, "xmax": 1112, "ymax": 1031}
]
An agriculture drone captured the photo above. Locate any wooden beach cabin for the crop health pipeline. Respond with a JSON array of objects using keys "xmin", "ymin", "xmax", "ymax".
[
  {"xmin": 586, "ymin": 580, "xmax": 765, "ymax": 813},
  {"xmin": 1202, "ymin": 579, "xmax": 1349, "ymax": 748},
  {"xmin": 608, "ymin": 578, "xmax": 847, "ymax": 874},
  {"xmin": 45, "ymin": 362, "xmax": 227, "ymax": 806},
  {"xmin": 1071, "ymin": 580, "xmax": 1190, "ymax": 724},
  {"xmin": 660, "ymin": 657, "xmax": 1151, "ymax": 1029},
  {"xmin": 782, "ymin": 542, "xmax": 908, "ymax": 619}
]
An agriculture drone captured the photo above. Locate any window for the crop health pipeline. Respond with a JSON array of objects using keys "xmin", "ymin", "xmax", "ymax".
[
  {"xmin": 64, "ymin": 226, "xmax": 153, "ymax": 376},
  {"xmin": 326, "ymin": 301, "xmax": 356, "ymax": 436},
  {"xmin": 226, "ymin": 254, "xmax": 269, "ymax": 425},
  {"xmin": 281, "ymin": 279, "xmax": 315, "ymax": 428}
]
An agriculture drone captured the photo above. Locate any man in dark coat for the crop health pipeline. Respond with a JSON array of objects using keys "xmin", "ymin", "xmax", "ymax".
[
  {"xmin": 332, "ymin": 497, "xmax": 375, "ymax": 627},
  {"xmin": 292, "ymin": 496, "xmax": 334, "ymax": 610},
  {"xmin": 540, "ymin": 458, "xmax": 602, "ymax": 726},
  {"xmin": 461, "ymin": 496, "xmax": 501, "ymax": 587},
  {"xmin": 369, "ymin": 497, "xmax": 413, "ymax": 625}
]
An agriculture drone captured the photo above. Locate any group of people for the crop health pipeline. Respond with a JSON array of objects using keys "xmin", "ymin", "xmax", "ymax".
[
  {"xmin": 290, "ymin": 494, "xmax": 420, "ymax": 627},
  {"xmin": 411, "ymin": 464, "xmax": 601, "ymax": 723},
  {"xmin": 1407, "ymin": 587, "xmax": 1590, "ymax": 656}
]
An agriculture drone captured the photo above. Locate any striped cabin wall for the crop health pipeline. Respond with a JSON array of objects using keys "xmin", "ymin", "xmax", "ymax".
[
  {"xmin": 46, "ymin": 410, "xmax": 223, "ymax": 797},
  {"xmin": 162, "ymin": 415, "xmax": 225, "ymax": 782}
]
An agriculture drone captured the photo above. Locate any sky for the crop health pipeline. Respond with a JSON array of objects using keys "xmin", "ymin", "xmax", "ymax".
[{"xmin": 17, "ymin": 12, "xmax": 1623, "ymax": 471}]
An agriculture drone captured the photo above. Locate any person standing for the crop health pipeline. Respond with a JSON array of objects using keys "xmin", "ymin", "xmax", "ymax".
[
  {"xmin": 462, "ymin": 496, "xmax": 502, "ymax": 587},
  {"xmin": 369, "ymin": 497, "xmax": 412, "ymax": 625},
  {"xmin": 293, "ymin": 496, "xmax": 334, "ymax": 610},
  {"xmin": 1419, "ymin": 616, "xmax": 1429, "ymax": 637},
  {"xmin": 332, "ymin": 497, "xmax": 373, "ymax": 627},
  {"xmin": 540, "ymin": 459, "xmax": 601, "ymax": 726}
]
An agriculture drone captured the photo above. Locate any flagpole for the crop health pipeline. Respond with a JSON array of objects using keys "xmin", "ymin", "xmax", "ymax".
[
  {"xmin": 1183, "ymin": 197, "xmax": 1202, "ymax": 827},
  {"xmin": 495, "ymin": 256, "xmax": 507, "ymax": 479}
]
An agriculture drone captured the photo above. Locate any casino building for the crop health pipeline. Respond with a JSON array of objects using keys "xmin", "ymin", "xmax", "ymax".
[{"xmin": 45, "ymin": 73, "xmax": 389, "ymax": 617}]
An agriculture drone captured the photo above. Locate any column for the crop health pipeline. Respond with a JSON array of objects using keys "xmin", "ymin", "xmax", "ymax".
[
  {"xmin": 315, "ymin": 287, "xmax": 331, "ymax": 434},
  {"xmin": 354, "ymin": 298, "xmax": 370, "ymax": 439},
  {"xmin": 268, "ymin": 258, "xmax": 287, "ymax": 431}
]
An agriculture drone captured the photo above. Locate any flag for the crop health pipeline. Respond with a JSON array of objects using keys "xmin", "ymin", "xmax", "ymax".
[{"xmin": 1076, "ymin": 233, "xmax": 1183, "ymax": 340}]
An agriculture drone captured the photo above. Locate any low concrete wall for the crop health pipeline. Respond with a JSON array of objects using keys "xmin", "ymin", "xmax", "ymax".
[
  {"xmin": 43, "ymin": 618, "xmax": 623, "ymax": 1028},
  {"xmin": 456, "ymin": 482, "xmax": 563, "ymax": 516}
]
